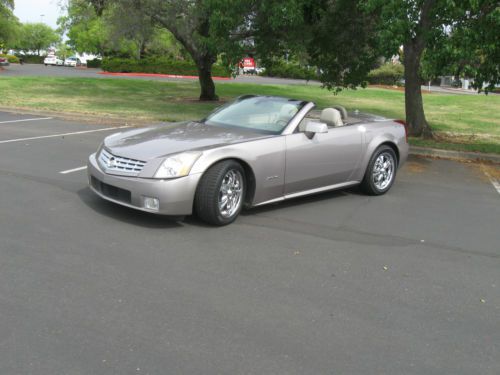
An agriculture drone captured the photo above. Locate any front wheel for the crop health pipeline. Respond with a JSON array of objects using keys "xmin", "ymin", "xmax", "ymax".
[
  {"xmin": 360, "ymin": 146, "xmax": 397, "ymax": 195},
  {"xmin": 195, "ymin": 160, "xmax": 246, "ymax": 226}
]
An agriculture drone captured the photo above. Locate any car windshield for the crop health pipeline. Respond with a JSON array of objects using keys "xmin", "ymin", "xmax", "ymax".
[{"xmin": 204, "ymin": 96, "xmax": 306, "ymax": 134}]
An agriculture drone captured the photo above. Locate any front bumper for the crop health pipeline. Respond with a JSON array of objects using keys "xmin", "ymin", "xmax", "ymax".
[{"xmin": 87, "ymin": 153, "xmax": 202, "ymax": 215}]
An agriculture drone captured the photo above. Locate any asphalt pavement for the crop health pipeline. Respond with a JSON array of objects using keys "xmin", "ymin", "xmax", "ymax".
[{"xmin": 0, "ymin": 110, "xmax": 499, "ymax": 374}]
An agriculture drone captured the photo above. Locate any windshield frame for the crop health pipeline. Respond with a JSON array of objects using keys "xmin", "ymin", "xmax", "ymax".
[{"xmin": 202, "ymin": 96, "xmax": 308, "ymax": 135}]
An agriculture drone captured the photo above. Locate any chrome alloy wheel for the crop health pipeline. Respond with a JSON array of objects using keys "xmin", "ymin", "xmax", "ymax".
[
  {"xmin": 218, "ymin": 169, "xmax": 243, "ymax": 218},
  {"xmin": 372, "ymin": 152, "xmax": 395, "ymax": 191}
]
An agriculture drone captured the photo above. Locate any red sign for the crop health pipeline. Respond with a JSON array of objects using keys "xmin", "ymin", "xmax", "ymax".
[{"xmin": 242, "ymin": 57, "xmax": 255, "ymax": 68}]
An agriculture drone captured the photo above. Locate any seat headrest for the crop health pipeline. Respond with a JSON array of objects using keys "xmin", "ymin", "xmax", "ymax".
[{"xmin": 320, "ymin": 108, "xmax": 343, "ymax": 127}]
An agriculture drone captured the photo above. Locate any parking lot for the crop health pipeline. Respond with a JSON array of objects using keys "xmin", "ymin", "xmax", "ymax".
[{"xmin": 0, "ymin": 110, "xmax": 499, "ymax": 374}]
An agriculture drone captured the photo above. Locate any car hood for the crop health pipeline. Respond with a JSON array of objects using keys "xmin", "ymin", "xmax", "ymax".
[{"xmin": 104, "ymin": 121, "xmax": 272, "ymax": 161}]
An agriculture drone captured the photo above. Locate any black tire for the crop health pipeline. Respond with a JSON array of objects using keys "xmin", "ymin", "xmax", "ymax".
[
  {"xmin": 194, "ymin": 160, "xmax": 246, "ymax": 226},
  {"xmin": 360, "ymin": 145, "xmax": 397, "ymax": 196}
]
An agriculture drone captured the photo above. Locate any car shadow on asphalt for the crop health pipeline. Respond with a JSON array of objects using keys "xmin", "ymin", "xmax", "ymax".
[
  {"xmin": 77, "ymin": 187, "xmax": 185, "ymax": 228},
  {"xmin": 77, "ymin": 185, "xmax": 364, "ymax": 228}
]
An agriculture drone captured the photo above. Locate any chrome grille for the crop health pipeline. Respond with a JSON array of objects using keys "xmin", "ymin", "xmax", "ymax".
[{"xmin": 98, "ymin": 148, "xmax": 146, "ymax": 175}]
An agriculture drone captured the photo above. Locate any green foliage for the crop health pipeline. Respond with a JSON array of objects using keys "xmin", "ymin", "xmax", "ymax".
[
  {"xmin": 61, "ymin": 1, "xmax": 188, "ymax": 60},
  {"xmin": 367, "ymin": 63, "xmax": 404, "ymax": 85},
  {"xmin": 58, "ymin": 2, "xmax": 110, "ymax": 55},
  {"xmin": 0, "ymin": 53, "xmax": 19, "ymax": 63},
  {"xmin": 424, "ymin": 3, "xmax": 500, "ymax": 93},
  {"xmin": 15, "ymin": 54, "xmax": 45, "ymax": 64},
  {"xmin": 0, "ymin": 3, "xmax": 20, "ymax": 48},
  {"xmin": 14, "ymin": 23, "xmax": 60, "ymax": 55},
  {"xmin": 144, "ymin": 28, "xmax": 187, "ymax": 60},
  {"xmin": 101, "ymin": 57, "xmax": 231, "ymax": 77},
  {"xmin": 55, "ymin": 43, "xmax": 75, "ymax": 60},
  {"xmin": 362, "ymin": 0, "xmax": 500, "ymax": 92},
  {"xmin": 86, "ymin": 58, "xmax": 102, "ymax": 68},
  {"xmin": 261, "ymin": 60, "xmax": 316, "ymax": 80},
  {"xmin": 243, "ymin": 0, "xmax": 379, "ymax": 90}
]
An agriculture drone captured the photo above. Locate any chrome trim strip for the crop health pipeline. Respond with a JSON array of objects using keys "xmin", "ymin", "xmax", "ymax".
[
  {"xmin": 254, "ymin": 197, "xmax": 285, "ymax": 207},
  {"xmin": 284, "ymin": 181, "xmax": 359, "ymax": 199},
  {"xmin": 253, "ymin": 181, "xmax": 359, "ymax": 207}
]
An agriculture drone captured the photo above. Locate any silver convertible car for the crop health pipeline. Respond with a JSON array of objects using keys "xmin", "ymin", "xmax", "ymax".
[{"xmin": 88, "ymin": 96, "xmax": 408, "ymax": 225}]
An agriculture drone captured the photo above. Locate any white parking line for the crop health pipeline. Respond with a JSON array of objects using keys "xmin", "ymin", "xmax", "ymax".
[
  {"xmin": 0, "ymin": 125, "xmax": 132, "ymax": 144},
  {"xmin": 0, "ymin": 117, "xmax": 53, "ymax": 124},
  {"xmin": 484, "ymin": 172, "xmax": 500, "ymax": 195},
  {"xmin": 59, "ymin": 166, "xmax": 87, "ymax": 174}
]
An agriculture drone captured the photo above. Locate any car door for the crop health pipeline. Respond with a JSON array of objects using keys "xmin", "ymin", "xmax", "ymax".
[{"xmin": 284, "ymin": 125, "xmax": 364, "ymax": 195}]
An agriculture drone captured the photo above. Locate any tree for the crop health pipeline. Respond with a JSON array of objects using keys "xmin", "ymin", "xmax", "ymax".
[
  {"xmin": 87, "ymin": 0, "xmax": 245, "ymax": 100},
  {"xmin": 61, "ymin": 0, "xmax": 185, "ymax": 60},
  {"xmin": 262, "ymin": 0, "xmax": 378, "ymax": 91},
  {"xmin": 55, "ymin": 42, "xmax": 75, "ymax": 60},
  {"xmin": 124, "ymin": 0, "xmax": 227, "ymax": 100},
  {"xmin": 15, "ymin": 23, "xmax": 60, "ymax": 55},
  {"xmin": 0, "ymin": 0, "xmax": 20, "ymax": 49},
  {"xmin": 362, "ymin": 0, "xmax": 499, "ymax": 137},
  {"xmin": 58, "ymin": 1, "xmax": 112, "ymax": 56}
]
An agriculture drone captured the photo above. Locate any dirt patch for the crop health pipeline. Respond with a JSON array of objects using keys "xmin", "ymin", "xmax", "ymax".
[
  {"xmin": 478, "ymin": 164, "xmax": 500, "ymax": 180},
  {"xmin": 462, "ymin": 162, "xmax": 500, "ymax": 183},
  {"xmin": 433, "ymin": 132, "xmax": 500, "ymax": 144},
  {"xmin": 404, "ymin": 160, "xmax": 428, "ymax": 173}
]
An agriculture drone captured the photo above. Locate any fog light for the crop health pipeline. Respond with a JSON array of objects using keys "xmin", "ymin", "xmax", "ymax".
[{"xmin": 143, "ymin": 196, "xmax": 160, "ymax": 211}]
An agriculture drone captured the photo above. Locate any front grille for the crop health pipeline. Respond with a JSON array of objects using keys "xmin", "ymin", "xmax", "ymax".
[
  {"xmin": 91, "ymin": 176, "xmax": 132, "ymax": 204},
  {"xmin": 98, "ymin": 148, "xmax": 146, "ymax": 175}
]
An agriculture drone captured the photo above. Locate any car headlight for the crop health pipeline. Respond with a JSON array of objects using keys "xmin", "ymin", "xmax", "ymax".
[{"xmin": 154, "ymin": 152, "xmax": 202, "ymax": 179}]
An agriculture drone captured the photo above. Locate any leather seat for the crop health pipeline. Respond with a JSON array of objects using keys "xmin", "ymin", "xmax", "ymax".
[{"xmin": 320, "ymin": 108, "xmax": 343, "ymax": 127}]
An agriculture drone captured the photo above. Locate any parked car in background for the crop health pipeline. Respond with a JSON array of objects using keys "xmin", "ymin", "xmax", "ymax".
[
  {"xmin": 64, "ymin": 56, "xmax": 82, "ymax": 67},
  {"xmin": 255, "ymin": 67, "xmax": 265, "ymax": 75},
  {"xmin": 0, "ymin": 57, "xmax": 10, "ymax": 66},
  {"xmin": 44, "ymin": 55, "xmax": 64, "ymax": 66},
  {"xmin": 88, "ymin": 95, "xmax": 408, "ymax": 226}
]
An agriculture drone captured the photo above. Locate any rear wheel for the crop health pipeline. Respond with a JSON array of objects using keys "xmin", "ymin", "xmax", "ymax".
[
  {"xmin": 195, "ymin": 160, "xmax": 246, "ymax": 226},
  {"xmin": 360, "ymin": 146, "xmax": 397, "ymax": 195}
]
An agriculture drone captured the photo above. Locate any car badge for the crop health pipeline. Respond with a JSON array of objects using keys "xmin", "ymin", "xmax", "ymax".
[{"xmin": 107, "ymin": 156, "xmax": 116, "ymax": 168}]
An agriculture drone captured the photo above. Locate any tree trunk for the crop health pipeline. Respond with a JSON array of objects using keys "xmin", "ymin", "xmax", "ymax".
[
  {"xmin": 403, "ymin": 42, "xmax": 432, "ymax": 138},
  {"xmin": 197, "ymin": 55, "xmax": 218, "ymax": 101}
]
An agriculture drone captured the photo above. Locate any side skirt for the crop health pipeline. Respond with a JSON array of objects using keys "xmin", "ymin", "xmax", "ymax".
[{"xmin": 253, "ymin": 181, "xmax": 360, "ymax": 207}]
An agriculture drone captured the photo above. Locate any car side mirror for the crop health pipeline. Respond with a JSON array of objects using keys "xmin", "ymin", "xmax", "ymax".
[{"xmin": 305, "ymin": 122, "xmax": 328, "ymax": 138}]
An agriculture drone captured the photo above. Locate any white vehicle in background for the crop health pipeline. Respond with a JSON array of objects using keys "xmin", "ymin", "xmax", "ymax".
[
  {"xmin": 64, "ymin": 56, "xmax": 82, "ymax": 67},
  {"xmin": 44, "ymin": 55, "xmax": 63, "ymax": 66}
]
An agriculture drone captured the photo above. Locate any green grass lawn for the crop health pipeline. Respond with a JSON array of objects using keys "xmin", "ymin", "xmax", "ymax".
[{"xmin": 0, "ymin": 76, "xmax": 499, "ymax": 153}]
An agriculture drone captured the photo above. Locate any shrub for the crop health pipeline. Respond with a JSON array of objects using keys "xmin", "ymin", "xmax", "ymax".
[
  {"xmin": 101, "ymin": 57, "xmax": 231, "ymax": 77},
  {"xmin": 0, "ymin": 54, "xmax": 20, "ymax": 63},
  {"xmin": 86, "ymin": 58, "xmax": 102, "ymax": 68},
  {"xmin": 367, "ymin": 63, "xmax": 404, "ymax": 86},
  {"xmin": 261, "ymin": 61, "xmax": 316, "ymax": 81},
  {"xmin": 15, "ymin": 55, "xmax": 45, "ymax": 64}
]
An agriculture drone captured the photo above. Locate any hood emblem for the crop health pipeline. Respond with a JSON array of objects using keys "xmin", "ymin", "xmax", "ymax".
[{"xmin": 107, "ymin": 156, "xmax": 116, "ymax": 168}]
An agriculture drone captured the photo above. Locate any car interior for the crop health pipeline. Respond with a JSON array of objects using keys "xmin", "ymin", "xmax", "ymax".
[{"xmin": 297, "ymin": 106, "xmax": 361, "ymax": 132}]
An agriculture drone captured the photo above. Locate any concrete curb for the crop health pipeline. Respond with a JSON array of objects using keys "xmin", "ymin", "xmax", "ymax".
[{"xmin": 410, "ymin": 146, "xmax": 500, "ymax": 164}]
